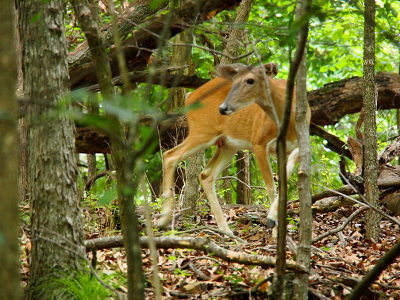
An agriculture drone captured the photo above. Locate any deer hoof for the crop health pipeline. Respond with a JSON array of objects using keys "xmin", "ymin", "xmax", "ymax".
[
  {"xmin": 155, "ymin": 213, "xmax": 172, "ymax": 229},
  {"xmin": 266, "ymin": 218, "xmax": 276, "ymax": 228}
]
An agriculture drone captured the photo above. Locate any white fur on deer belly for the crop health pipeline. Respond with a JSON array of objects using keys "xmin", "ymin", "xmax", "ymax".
[
  {"xmin": 268, "ymin": 139, "xmax": 298, "ymax": 154},
  {"xmin": 223, "ymin": 135, "xmax": 253, "ymax": 151}
]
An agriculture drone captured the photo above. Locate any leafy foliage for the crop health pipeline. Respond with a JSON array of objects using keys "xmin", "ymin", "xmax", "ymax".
[
  {"xmin": 19, "ymin": 1, "xmax": 400, "ymax": 297},
  {"xmin": 31, "ymin": 271, "xmax": 113, "ymax": 300},
  {"xmin": 66, "ymin": 0, "xmax": 400, "ymax": 209}
]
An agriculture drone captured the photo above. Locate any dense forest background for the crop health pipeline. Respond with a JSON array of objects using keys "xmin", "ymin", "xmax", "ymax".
[{"xmin": 0, "ymin": 0, "xmax": 400, "ymax": 299}]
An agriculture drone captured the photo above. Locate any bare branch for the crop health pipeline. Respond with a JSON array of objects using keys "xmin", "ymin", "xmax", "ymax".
[
  {"xmin": 313, "ymin": 183, "xmax": 400, "ymax": 227},
  {"xmin": 85, "ymin": 235, "xmax": 307, "ymax": 273},
  {"xmin": 311, "ymin": 206, "xmax": 368, "ymax": 243}
]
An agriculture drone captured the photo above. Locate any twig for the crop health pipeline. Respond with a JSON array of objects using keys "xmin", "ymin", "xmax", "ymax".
[
  {"xmin": 187, "ymin": 262, "xmax": 211, "ymax": 280},
  {"xmin": 312, "ymin": 206, "xmax": 368, "ymax": 243},
  {"xmin": 175, "ymin": 226, "xmax": 247, "ymax": 244},
  {"xmin": 85, "ymin": 170, "xmax": 112, "ymax": 191},
  {"xmin": 308, "ymin": 287, "xmax": 331, "ymax": 300},
  {"xmin": 324, "ymin": 256, "xmax": 366, "ymax": 274},
  {"xmin": 315, "ymin": 263, "xmax": 353, "ymax": 274},
  {"xmin": 219, "ymin": 176, "xmax": 267, "ymax": 190},
  {"xmin": 346, "ymin": 239, "xmax": 400, "ymax": 300},
  {"xmin": 140, "ymin": 169, "xmax": 163, "ymax": 300},
  {"xmin": 190, "ymin": 256, "xmax": 222, "ymax": 265},
  {"xmin": 313, "ymin": 183, "xmax": 400, "ymax": 226}
]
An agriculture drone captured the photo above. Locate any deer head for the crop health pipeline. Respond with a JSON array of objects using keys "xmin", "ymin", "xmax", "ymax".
[{"xmin": 218, "ymin": 63, "xmax": 278, "ymax": 115}]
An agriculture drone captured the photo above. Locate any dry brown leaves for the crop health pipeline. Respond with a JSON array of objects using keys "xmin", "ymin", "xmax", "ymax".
[{"xmin": 20, "ymin": 203, "xmax": 400, "ymax": 299}]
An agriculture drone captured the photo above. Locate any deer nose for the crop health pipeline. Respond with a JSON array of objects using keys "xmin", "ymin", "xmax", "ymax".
[{"xmin": 219, "ymin": 104, "xmax": 228, "ymax": 115}]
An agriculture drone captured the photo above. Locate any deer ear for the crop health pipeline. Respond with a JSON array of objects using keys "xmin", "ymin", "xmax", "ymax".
[
  {"xmin": 217, "ymin": 64, "xmax": 243, "ymax": 79},
  {"xmin": 264, "ymin": 63, "xmax": 278, "ymax": 78}
]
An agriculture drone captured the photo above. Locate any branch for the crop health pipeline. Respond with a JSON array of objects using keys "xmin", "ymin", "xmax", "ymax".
[
  {"xmin": 84, "ymin": 235, "xmax": 307, "ymax": 273},
  {"xmin": 312, "ymin": 177, "xmax": 400, "ymax": 203},
  {"xmin": 313, "ymin": 183, "xmax": 400, "ymax": 227},
  {"xmin": 86, "ymin": 67, "xmax": 209, "ymax": 92},
  {"xmin": 68, "ymin": 0, "xmax": 168, "ymax": 71},
  {"xmin": 309, "ymin": 72, "xmax": 400, "ymax": 126},
  {"xmin": 310, "ymin": 123, "xmax": 352, "ymax": 159},
  {"xmin": 85, "ymin": 171, "xmax": 112, "ymax": 191},
  {"xmin": 346, "ymin": 240, "xmax": 400, "ymax": 300},
  {"xmin": 379, "ymin": 135, "xmax": 400, "ymax": 165},
  {"xmin": 69, "ymin": 0, "xmax": 242, "ymax": 89},
  {"xmin": 311, "ymin": 206, "xmax": 368, "ymax": 243}
]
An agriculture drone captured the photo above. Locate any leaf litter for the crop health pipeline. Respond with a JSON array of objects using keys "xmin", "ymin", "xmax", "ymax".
[{"xmin": 20, "ymin": 202, "xmax": 400, "ymax": 299}]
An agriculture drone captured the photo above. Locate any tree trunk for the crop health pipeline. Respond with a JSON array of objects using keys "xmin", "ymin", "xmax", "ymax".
[
  {"xmin": 167, "ymin": 29, "xmax": 203, "ymax": 221},
  {"xmin": 270, "ymin": 4, "xmax": 310, "ymax": 298},
  {"xmin": 222, "ymin": 169, "xmax": 233, "ymax": 204},
  {"xmin": 363, "ymin": 0, "xmax": 381, "ymax": 241},
  {"xmin": 183, "ymin": 151, "xmax": 204, "ymax": 220},
  {"xmin": 236, "ymin": 151, "xmax": 252, "ymax": 204},
  {"xmin": 87, "ymin": 94, "xmax": 99, "ymax": 190},
  {"xmin": 293, "ymin": 1, "xmax": 313, "ymax": 299},
  {"xmin": 17, "ymin": 0, "xmax": 86, "ymax": 297},
  {"xmin": 219, "ymin": 0, "xmax": 254, "ymax": 65},
  {"xmin": 69, "ymin": 0, "xmax": 242, "ymax": 89},
  {"xmin": 219, "ymin": 0, "xmax": 254, "ymax": 205},
  {"xmin": 0, "ymin": 1, "xmax": 20, "ymax": 298},
  {"xmin": 70, "ymin": 0, "xmax": 145, "ymax": 299}
]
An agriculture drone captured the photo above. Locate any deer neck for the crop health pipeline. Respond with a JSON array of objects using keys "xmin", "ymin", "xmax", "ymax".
[{"xmin": 255, "ymin": 87, "xmax": 286, "ymax": 127}]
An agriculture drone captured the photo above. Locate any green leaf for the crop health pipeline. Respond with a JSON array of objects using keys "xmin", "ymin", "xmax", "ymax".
[
  {"xmin": 98, "ymin": 189, "xmax": 117, "ymax": 206},
  {"xmin": 30, "ymin": 12, "xmax": 42, "ymax": 23},
  {"xmin": 149, "ymin": 0, "xmax": 168, "ymax": 10}
]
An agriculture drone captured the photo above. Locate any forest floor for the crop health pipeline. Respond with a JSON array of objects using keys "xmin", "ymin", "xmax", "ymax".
[{"xmin": 20, "ymin": 201, "xmax": 400, "ymax": 299}]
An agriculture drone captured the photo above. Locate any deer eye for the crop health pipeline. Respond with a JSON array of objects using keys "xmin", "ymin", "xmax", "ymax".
[{"xmin": 246, "ymin": 78, "xmax": 255, "ymax": 85}]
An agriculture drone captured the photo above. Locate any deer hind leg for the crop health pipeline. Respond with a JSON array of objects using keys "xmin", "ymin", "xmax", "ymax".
[
  {"xmin": 253, "ymin": 143, "xmax": 277, "ymax": 226},
  {"xmin": 157, "ymin": 135, "xmax": 215, "ymax": 229},
  {"xmin": 266, "ymin": 146, "xmax": 300, "ymax": 231},
  {"xmin": 254, "ymin": 140, "xmax": 277, "ymax": 203},
  {"xmin": 199, "ymin": 145, "xmax": 236, "ymax": 235}
]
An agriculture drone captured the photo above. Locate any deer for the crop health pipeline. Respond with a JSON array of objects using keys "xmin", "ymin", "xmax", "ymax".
[{"xmin": 157, "ymin": 63, "xmax": 311, "ymax": 236}]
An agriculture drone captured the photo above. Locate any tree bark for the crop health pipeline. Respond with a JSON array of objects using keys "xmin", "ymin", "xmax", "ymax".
[
  {"xmin": 222, "ymin": 169, "xmax": 233, "ymax": 204},
  {"xmin": 184, "ymin": 151, "xmax": 204, "ymax": 219},
  {"xmin": 219, "ymin": 0, "xmax": 254, "ymax": 65},
  {"xmin": 0, "ymin": 1, "xmax": 20, "ymax": 298},
  {"xmin": 69, "ymin": 0, "xmax": 242, "ymax": 90},
  {"xmin": 86, "ymin": 94, "xmax": 100, "ymax": 189},
  {"xmin": 236, "ymin": 151, "xmax": 252, "ymax": 204},
  {"xmin": 293, "ymin": 1, "xmax": 313, "ymax": 299},
  {"xmin": 70, "ymin": 0, "xmax": 145, "ymax": 299},
  {"xmin": 219, "ymin": 0, "xmax": 254, "ymax": 205},
  {"xmin": 271, "ymin": 5, "xmax": 310, "ymax": 299},
  {"xmin": 309, "ymin": 72, "xmax": 400, "ymax": 126},
  {"xmin": 68, "ymin": 0, "xmax": 167, "ymax": 72},
  {"xmin": 363, "ymin": 0, "xmax": 381, "ymax": 241},
  {"xmin": 17, "ymin": 0, "xmax": 86, "ymax": 297},
  {"xmin": 167, "ymin": 29, "xmax": 202, "ymax": 221}
]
